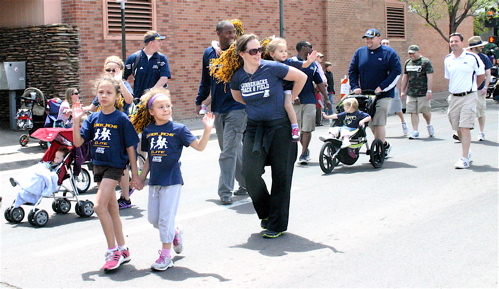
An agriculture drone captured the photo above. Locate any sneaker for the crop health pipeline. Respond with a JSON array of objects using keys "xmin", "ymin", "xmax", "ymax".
[
  {"xmin": 121, "ymin": 247, "xmax": 131, "ymax": 263},
  {"xmin": 401, "ymin": 122, "xmax": 408, "ymax": 135},
  {"xmin": 151, "ymin": 251, "xmax": 173, "ymax": 271},
  {"xmin": 341, "ymin": 138, "xmax": 351, "ymax": 148},
  {"xmin": 454, "ymin": 157, "xmax": 470, "ymax": 169},
  {"xmin": 384, "ymin": 142, "xmax": 391, "ymax": 158},
  {"xmin": 173, "ymin": 226, "xmax": 183, "ymax": 254},
  {"xmin": 118, "ymin": 196, "xmax": 131, "ymax": 210},
  {"xmin": 233, "ymin": 186, "xmax": 248, "ymax": 196},
  {"xmin": 409, "ymin": 131, "xmax": 419, "ymax": 139},
  {"xmin": 452, "ymin": 133, "xmax": 460, "ymax": 141},
  {"xmin": 103, "ymin": 249, "xmax": 124, "ymax": 271},
  {"xmin": 427, "ymin": 125, "xmax": 435, "ymax": 137},
  {"xmin": 299, "ymin": 151, "xmax": 311, "ymax": 165},
  {"xmin": 220, "ymin": 196, "xmax": 233, "ymax": 205},
  {"xmin": 291, "ymin": 127, "xmax": 300, "ymax": 142},
  {"xmin": 199, "ymin": 104, "xmax": 207, "ymax": 115},
  {"xmin": 262, "ymin": 230, "xmax": 283, "ymax": 238},
  {"xmin": 478, "ymin": 132, "xmax": 485, "ymax": 141},
  {"xmin": 260, "ymin": 218, "xmax": 269, "ymax": 229}
]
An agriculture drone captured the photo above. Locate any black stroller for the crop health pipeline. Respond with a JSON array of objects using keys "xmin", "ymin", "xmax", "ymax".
[
  {"xmin": 318, "ymin": 94, "xmax": 385, "ymax": 174},
  {"xmin": 17, "ymin": 87, "xmax": 49, "ymax": 148}
]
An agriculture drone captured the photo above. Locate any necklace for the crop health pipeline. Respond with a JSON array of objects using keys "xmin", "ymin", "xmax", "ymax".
[{"xmin": 245, "ymin": 65, "xmax": 259, "ymax": 82}]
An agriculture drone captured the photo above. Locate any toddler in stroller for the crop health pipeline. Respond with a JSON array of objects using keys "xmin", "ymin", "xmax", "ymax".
[{"xmin": 4, "ymin": 128, "xmax": 94, "ymax": 227}]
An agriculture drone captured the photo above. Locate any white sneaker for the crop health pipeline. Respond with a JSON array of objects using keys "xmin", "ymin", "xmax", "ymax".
[
  {"xmin": 454, "ymin": 157, "xmax": 470, "ymax": 169},
  {"xmin": 151, "ymin": 251, "xmax": 173, "ymax": 271},
  {"xmin": 409, "ymin": 131, "xmax": 419, "ymax": 139},
  {"xmin": 478, "ymin": 132, "xmax": 485, "ymax": 141},
  {"xmin": 427, "ymin": 124, "xmax": 435, "ymax": 137},
  {"xmin": 173, "ymin": 226, "xmax": 183, "ymax": 254},
  {"xmin": 199, "ymin": 104, "xmax": 207, "ymax": 115},
  {"xmin": 401, "ymin": 122, "xmax": 408, "ymax": 136}
]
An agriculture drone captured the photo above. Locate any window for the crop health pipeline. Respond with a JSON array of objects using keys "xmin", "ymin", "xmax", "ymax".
[
  {"xmin": 103, "ymin": 0, "xmax": 156, "ymax": 40},
  {"xmin": 385, "ymin": 1, "xmax": 406, "ymax": 39}
]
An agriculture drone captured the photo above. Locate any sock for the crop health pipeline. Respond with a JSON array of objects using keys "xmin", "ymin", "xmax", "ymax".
[
  {"xmin": 107, "ymin": 246, "xmax": 117, "ymax": 253},
  {"xmin": 118, "ymin": 245, "xmax": 127, "ymax": 251},
  {"xmin": 161, "ymin": 249, "xmax": 171, "ymax": 257},
  {"xmin": 291, "ymin": 123, "xmax": 299, "ymax": 129}
]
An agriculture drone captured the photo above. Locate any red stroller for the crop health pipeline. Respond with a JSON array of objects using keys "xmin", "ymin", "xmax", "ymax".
[{"xmin": 4, "ymin": 128, "xmax": 94, "ymax": 227}]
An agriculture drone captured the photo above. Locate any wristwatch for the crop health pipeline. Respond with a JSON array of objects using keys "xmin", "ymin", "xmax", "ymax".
[{"xmin": 427, "ymin": 90, "xmax": 432, "ymax": 93}]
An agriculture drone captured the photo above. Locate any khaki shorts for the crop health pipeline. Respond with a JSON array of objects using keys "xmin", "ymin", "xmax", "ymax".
[
  {"xmin": 447, "ymin": 92, "xmax": 477, "ymax": 131},
  {"xmin": 369, "ymin": 97, "xmax": 391, "ymax": 126},
  {"xmin": 93, "ymin": 165, "xmax": 124, "ymax": 183},
  {"xmin": 476, "ymin": 92, "xmax": 486, "ymax": 118},
  {"xmin": 294, "ymin": 103, "xmax": 316, "ymax": 132},
  {"xmin": 406, "ymin": 96, "xmax": 431, "ymax": 114}
]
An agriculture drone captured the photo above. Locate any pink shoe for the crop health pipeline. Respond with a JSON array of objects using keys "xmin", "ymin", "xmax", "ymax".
[
  {"xmin": 103, "ymin": 250, "xmax": 124, "ymax": 271},
  {"xmin": 291, "ymin": 127, "xmax": 300, "ymax": 142}
]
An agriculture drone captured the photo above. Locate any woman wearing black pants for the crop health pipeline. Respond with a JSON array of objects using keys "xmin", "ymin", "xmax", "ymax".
[{"xmin": 230, "ymin": 34, "xmax": 306, "ymax": 238}]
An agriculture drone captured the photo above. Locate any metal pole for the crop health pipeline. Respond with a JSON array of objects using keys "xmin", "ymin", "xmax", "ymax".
[
  {"xmin": 120, "ymin": 1, "xmax": 126, "ymax": 61},
  {"xmin": 279, "ymin": 0, "xmax": 284, "ymax": 38}
]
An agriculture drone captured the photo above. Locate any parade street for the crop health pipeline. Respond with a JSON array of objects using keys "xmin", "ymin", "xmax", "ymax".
[{"xmin": 0, "ymin": 100, "xmax": 497, "ymax": 288}]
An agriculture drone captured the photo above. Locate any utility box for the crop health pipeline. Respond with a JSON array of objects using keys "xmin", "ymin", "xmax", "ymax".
[{"xmin": 0, "ymin": 62, "xmax": 26, "ymax": 130}]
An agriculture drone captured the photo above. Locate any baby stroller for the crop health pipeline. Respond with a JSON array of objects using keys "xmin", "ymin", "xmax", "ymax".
[
  {"xmin": 4, "ymin": 127, "xmax": 94, "ymax": 227},
  {"xmin": 17, "ymin": 88, "xmax": 49, "ymax": 148},
  {"xmin": 318, "ymin": 94, "xmax": 385, "ymax": 174}
]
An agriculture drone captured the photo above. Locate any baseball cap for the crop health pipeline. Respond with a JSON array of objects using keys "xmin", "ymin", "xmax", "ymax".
[
  {"xmin": 407, "ymin": 45, "xmax": 420, "ymax": 53},
  {"xmin": 362, "ymin": 28, "xmax": 381, "ymax": 39},
  {"xmin": 144, "ymin": 31, "xmax": 166, "ymax": 43}
]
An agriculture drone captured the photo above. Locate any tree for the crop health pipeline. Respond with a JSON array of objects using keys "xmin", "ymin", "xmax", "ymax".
[{"xmin": 400, "ymin": 0, "xmax": 498, "ymax": 42}]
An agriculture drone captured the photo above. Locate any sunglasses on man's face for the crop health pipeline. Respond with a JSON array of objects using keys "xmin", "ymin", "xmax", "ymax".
[
  {"xmin": 245, "ymin": 47, "xmax": 263, "ymax": 56},
  {"xmin": 105, "ymin": 69, "xmax": 116, "ymax": 73}
]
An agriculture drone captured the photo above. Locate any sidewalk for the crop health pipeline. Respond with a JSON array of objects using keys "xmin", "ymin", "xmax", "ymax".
[{"xmin": 0, "ymin": 91, "xmax": 451, "ymax": 171}]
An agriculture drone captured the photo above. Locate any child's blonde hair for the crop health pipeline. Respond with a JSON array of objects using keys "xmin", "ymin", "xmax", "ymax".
[
  {"xmin": 93, "ymin": 74, "xmax": 125, "ymax": 111},
  {"xmin": 131, "ymin": 88, "xmax": 171, "ymax": 133},
  {"xmin": 264, "ymin": 37, "xmax": 286, "ymax": 60},
  {"xmin": 343, "ymin": 98, "xmax": 359, "ymax": 110},
  {"xmin": 103, "ymin": 55, "xmax": 125, "ymax": 74}
]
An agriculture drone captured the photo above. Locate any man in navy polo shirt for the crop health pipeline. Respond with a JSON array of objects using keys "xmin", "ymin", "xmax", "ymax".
[
  {"xmin": 290, "ymin": 41, "xmax": 329, "ymax": 165},
  {"xmin": 348, "ymin": 28, "xmax": 401, "ymax": 157},
  {"xmin": 195, "ymin": 20, "xmax": 246, "ymax": 205},
  {"xmin": 124, "ymin": 31, "xmax": 171, "ymax": 101}
]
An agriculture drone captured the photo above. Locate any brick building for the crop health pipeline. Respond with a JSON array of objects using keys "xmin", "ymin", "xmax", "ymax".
[{"xmin": 0, "ymin": 0, "xmax": 473, "ymax": 122}]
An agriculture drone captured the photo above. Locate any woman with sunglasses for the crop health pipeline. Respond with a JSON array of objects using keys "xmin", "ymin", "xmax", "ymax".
[
  {"xmin": 230, "ymin": 34, "xmax": 307, "ymax": 238},
  {"xmin": 57, "ymin": 87, "xmax": 80, "ymax": 127}
]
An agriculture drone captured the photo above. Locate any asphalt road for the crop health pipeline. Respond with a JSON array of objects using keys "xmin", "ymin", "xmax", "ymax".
[{"xmin": 0, "ymin": 101, "xmax": 497, "ymax": 288}]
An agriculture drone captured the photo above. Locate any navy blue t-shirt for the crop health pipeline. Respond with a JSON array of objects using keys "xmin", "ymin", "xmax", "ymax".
[
  {"xmin": 80, "ymin": 109, "xmax": 139, "ymax": 169},
  {"xmin": 289, "ymin": 56, "xmax": 324, "ymax": 104},
  {"xmin": 477, "ymin": 53, "xmax": 493, "ymax": 90},
  {"xmin": 141, "ymin": 121, "xmax": 196, "ymax": 186},
  {"xmin": 230, "ymin": 60, "xmax": 289, "ymax": 122},
  {"xmin": 337, "ymin": 110, "xmax": 370, "ymax": 129}
]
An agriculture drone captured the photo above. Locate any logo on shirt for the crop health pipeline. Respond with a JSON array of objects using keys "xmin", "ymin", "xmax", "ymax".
[
  {"xmin": 150, "ymin": 135, "xmax": 169, "ymax": 150},
  {"xmin": 241, "ymin": 79, "xmax": 270, "ymax": 97}
]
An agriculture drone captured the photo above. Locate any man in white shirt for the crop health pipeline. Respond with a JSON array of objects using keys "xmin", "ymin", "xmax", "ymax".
[{"xmin": 444, "ymin": 33, "xmax": 485, "ymax": 169}]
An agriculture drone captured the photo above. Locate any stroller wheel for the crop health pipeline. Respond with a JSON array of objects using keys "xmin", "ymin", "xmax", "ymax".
[
  {"xmin": 4, "ymin": 207, "xmax": 14, "ymax": 222},
  {"xmin": 53, "ymin": 198, "xmax": 71, "ymax": 214},
  {"xmin": 19, "ymin": 135, "xmax": 29, "ymax": 146},
  {"xmin": 76, "ymin": 168, "xmax": 91, "ymax": 194},
  {"xmin": 319, "ymin": 141, "xmax": 340, "ymax": 174},
  {"xmin": 10, "ymin": 207, "xmax": 25, "ymax": 223},
  {"xmin": 52, "ymin": 199, "xmax": 61, "ymax": 213},
  {"xmin": 28, "ymin": 209, "xmax": 49, "ymax": 227},
  {"xmin": 370, "ymin": 139, "xmax": 385, "ymax": 168},
  {"xmin": 39, "ymin": 141, "xmax": 48, "ymax": 149},
  {"xmin": 76, "ymin": 200, "xmax": 94, "ymax": 218}
]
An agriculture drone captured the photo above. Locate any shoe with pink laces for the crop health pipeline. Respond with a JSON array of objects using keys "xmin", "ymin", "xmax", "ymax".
[
  {"xmin": 151, "ymin": 251, "xmax": 173, "ymax": 271},
  {"xmin": 291, "ymin": 127, "xmax": 300, "ymax": 142},
  {"xmin": 103, "ymin": 249, "xmax": 124, "ymax": 271},
  {"xmin": 173, "ymin": 226, "xmax": 183, "ymax": 254}
]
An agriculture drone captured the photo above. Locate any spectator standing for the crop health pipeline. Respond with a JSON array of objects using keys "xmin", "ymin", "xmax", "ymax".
[
  {"xmin": 348, "ymin": 29, "xmax": 401, "ymax": 157},
  {"xmin": 291, "ymin": 41, "xmax": 330, "ymax": 165},
  {"xmin": 195, "ymin": 20, "xmax": 247, "ymax": 205},
  {"xmin": 400, "ymin": 45, "xmax": 435, "ymax": 139},
  {"xmin": 444, "ymin": 33, "xmax": 485, "ymax": 169},
  {"xmin": 324, "ymin": 62, "xmax": 336, "ymax": 116},
  {"xmin": 57, "ymin": 88, "xmax": 79, "ymax": 127},
  {"xmin": 124, "ymin": 31, "xmax": 171, "ymax": 101},
  {"xmin": 467, "ymin": 36, "xmax": 493, "ymax": 141}
]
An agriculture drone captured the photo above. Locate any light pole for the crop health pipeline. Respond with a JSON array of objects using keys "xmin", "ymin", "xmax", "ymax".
[
  {"xmin": 116, "ymin": 0, "xmax": 127, "ymax": 61},
  {"xmin": 279, "ymin": 0, "xmax": 284, "ymax": 38}
]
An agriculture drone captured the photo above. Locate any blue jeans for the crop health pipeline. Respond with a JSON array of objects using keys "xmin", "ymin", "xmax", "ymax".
[{"xmin": 326, "ymin": 93, "xmax": 335, "ymax": 115}]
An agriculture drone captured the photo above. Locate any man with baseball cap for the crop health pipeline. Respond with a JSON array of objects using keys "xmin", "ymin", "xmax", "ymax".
[
  {"xmin": 466, "ymin": 36, "xmax": 493, "ymax": 141},
  {"xmin": 124, "ymin": 30, "xmax": 171, "ymax": 101},
  {"xmin": 348, "ymin": 28, "xmax": 402, "ymax": 157},
  {"xmin": 400, "ymin": 45, "xmax": 435, "ymax": 139}
]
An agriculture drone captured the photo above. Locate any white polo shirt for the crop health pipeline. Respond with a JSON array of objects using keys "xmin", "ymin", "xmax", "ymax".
[{"xmin": 444, "ymin": 50, "xmax": 485, "ymax": 94}]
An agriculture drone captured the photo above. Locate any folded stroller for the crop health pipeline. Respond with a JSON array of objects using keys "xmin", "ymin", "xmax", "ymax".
[{"xmin": 4, "ymin": 128, "xmax": 94, "ymax": 227}]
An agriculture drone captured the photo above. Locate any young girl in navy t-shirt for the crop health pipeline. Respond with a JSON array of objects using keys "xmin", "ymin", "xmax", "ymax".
[{"xmin": 131, "ymin": 88, "xmax": 215, "ymax": 271}]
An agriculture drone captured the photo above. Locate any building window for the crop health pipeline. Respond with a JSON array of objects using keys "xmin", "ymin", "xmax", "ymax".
[
  {"xmin": 385, "ymin": 1, "xmax": 406, "ymax": 39},
  {"xmin": 103, "ymin": 0, "xmax": 156, "ymax": 40}
]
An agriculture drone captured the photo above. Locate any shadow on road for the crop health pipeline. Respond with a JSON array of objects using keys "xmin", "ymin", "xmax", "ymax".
[
  {"xmin": 81, "ymin": 256, "xmax": 230, "ymax": 283},
  {"xmin": 231, "ymin": 232, "xmax": 343, "ymax": 257}
]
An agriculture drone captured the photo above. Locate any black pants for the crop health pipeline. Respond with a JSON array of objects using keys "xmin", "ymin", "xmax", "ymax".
[{"xmin": 242, "ymin": 118, "xmax": 298, "ymax": 232}]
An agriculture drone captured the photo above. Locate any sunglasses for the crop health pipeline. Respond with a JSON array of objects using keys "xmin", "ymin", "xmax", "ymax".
[
  {"xmin": 73, "ymin": 91, "xmax": 79, "ymax": 95},
  {"xmin": 245, "ymin": 47, "xmax": 263, "ymax": 56},
  {"xmin": 105, "ymin": 69, "xmax": 116, "ymax": 73}
]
